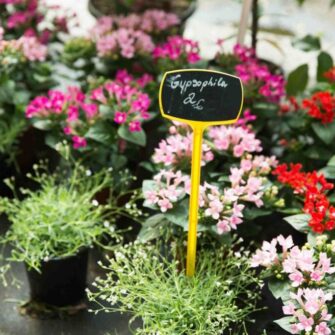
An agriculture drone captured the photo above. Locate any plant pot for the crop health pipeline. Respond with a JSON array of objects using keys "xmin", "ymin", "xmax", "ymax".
[
  {"xmin": 88, "ymin": 0, "xmax": 196, "ymax": 24},
  {"xmin": 25, "ymin": 248, "xmax": 89, "ymax": 307}
]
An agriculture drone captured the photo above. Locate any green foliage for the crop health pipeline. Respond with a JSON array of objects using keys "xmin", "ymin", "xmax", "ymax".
[
  {"xmin": 0, "ymin": 163, "xmax": 142, "ymax": 272},
  {"xmin": 286, "ymin": 64, "xmax": 309, "ymax": 96},
  {"xmin": 88, "ymin": 242, "xmax": 262, "ymax": 335},
  {"xmin": 312, "ymin": 121, "xmax": 335, "ymax": 145},
  {"xmin": 317, "ymin": 52, "xmax": 334, "ymax": 82},
  {"xmin": 292, "ymin": 34, "xmax": 321, "ymax": 52},
  {"xmin": 284, "ymin": 214, "xmax": 310, "ymax": 233}
]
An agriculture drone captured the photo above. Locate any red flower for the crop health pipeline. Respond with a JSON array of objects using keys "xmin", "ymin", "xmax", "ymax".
[
  {"xmin": 324, "ymin": 67, "xmax": 335, "ymax": 83},
  {"xmin": 273, "ymin": 163, "xmax": 335, "ymax": 233},
  {"xmin": 302, "ymin": 91, "xmax": 335, "ymax": 124}
]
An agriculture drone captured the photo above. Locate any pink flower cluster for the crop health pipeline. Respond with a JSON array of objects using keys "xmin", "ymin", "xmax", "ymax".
[
  {"xmin": 252, "ymin": 237, "xmax": 335, "ymax": 335},
  {"xmin": 144, "ymin": 170, "xmax": 190, "ymax": 212},
  {"xmin": 1, "ymin": 0, "xmax": 71, "ymax": 43},
  {"xmin": 115, "ymin": 69, "xmax": 153, "ymax": 88},
  {"xmin": 208, "ymin": 125, "xmax": 262, "ymax": 157},
  {"xmin": 145, "ymin": 153, "xmax": 277, "ymax": 232},
  {"xmin": 91, "ymin": 10, "xmax": 179, "ymax": 39},
  {"xmin": 96, "ymin": 28, "xmax": 154, "ymax": 59},
  {"xmin": 153, "ymin": 132, "xmax": 214, "ymax": 168},
  {"xmin": 236, "ymin": 108, "xmax": 257, "ymax": 128},
  {"xmin": 152, "ymin": 35, "xmax": 201, "ymax": 64},
  {"xmin": 284, "ymin": 289, "xmax": 332, "ymax": 334},
  {"xmin": 0, "ymin": 35, "xmax": 47, "ymax": 62},
  {"xmin": 26, "ymin": 87, "xmax": 93, "ymax": 149},
  {"xmin": 26, "ymin": 81, "xmax": 151, "ymax": 149},
  {"xmin": 90, "ymin": 81, "xmax": 151, "ymax": 131}
]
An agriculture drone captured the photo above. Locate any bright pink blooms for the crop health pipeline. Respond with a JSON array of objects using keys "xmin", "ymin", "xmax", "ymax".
[
  {"xmin": 153, "ymin": 35, "xmax": 201, "ymax": 64},
  {"xmin": 26, "ymin": 79, "xmax": 152, "ymax": 149}
]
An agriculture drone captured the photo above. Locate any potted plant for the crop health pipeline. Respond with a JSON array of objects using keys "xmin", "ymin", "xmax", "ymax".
[
  {"xmin": 0, "ymin": 162, "xmax": 139, "ymax": 308},
  {"xmin": 252, "ymin": 234, "xmax": 335, "ymax": 334},
  {"xmin": 88, "ymin": 0, "xmax": 196, "ymax": 24},
  {"xmin": 88, "ymin": 239, "xmax": 263, "ymax": 334}
]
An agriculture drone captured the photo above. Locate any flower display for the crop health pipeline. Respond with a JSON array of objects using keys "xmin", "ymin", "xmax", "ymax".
[
  {"xmin": 215, "ymin": 42, "xmax": 286, "ymax": 103},
  {"xmin": 252, "ymin": 236, "xmax": 335, "ymax": 335},
  {"xmin": 96, "ymin": 28, "xmax": 154, "ymax": 59},
  {"xmin": 0, "ymin": 0, "xmax": 73, "ymax": 43},
  {"xmin": 143, "ymin": 123, "xmax": 279, "ymax": 237},
  {"xmin": 26, "ymin": 80, "xmax": 151, "ymax": 153},
  {"xmin": 273, "ymin": 163, "xmax": 335, "ymax": 233},
  {"xmin": 91, "ymin": 10, "xmax": 180, "ymax": 39},
  {"xmin": 0, "ymin": 35, "xmax": 47, "ymax": 64},
  {"xmin": 152, "ymin": 35, "xmax": 201, "ymax": 72}
]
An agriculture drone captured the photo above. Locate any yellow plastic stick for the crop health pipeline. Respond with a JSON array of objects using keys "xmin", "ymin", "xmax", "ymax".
[{"xmin": 186, "ymin": 124, "xmax": 205, "ymax": 277}]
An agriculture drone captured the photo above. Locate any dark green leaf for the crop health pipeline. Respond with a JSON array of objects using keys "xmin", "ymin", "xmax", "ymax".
[
  {"xmin": 85, "ymin": 121, "xmax": 115, "ymax": 145},
  {"xmin": 274, "ymin": 317, "xmax": 293, "ymax": 332},
  {"xmin": 268, "ymin": 279, "xmax": 291, "ymax": 301},
  {"xmin": 312, "ymin": 122, "xmax": 335, "ymax": 144},
  {"xmin": 327, "ymin": 155, "xmax": 335, "ymax": 166},
  {"xmin": 292, "ymin": 34, "xmax": 321, "ymax": 51},
  {"xmin": 117, "ymin": 125, "xmax": 146, "ymax": 146},
  {"xmin": 304, "ymin": 146, "xmax": 332, "ymax": 160},
  {"xmin": 284, "ymin": 214, "xmax": 310, "ymax": 233},
  {"xmin": 286, "ymin": 64, "xmax": 309, "ymax": 96},
  {"xmin": 317, "ymin": 51, "xmax": 333, "ymax": 82},
  {"xmin": 138, "ymin": 214, "xmax": 166, "ymax": 242},
  {"xmin": 319, "ymin": 165, "xmax": 335, "ymax": 179}
]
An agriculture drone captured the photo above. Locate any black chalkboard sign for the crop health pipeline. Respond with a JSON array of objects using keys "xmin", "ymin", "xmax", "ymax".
[{"xmin": 159, "ymin": 69, "xmax": 243, "ymax": 125}]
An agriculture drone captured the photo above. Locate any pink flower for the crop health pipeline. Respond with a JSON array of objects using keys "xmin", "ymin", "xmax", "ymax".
[
  {"xmin": 72, "ymin": 135, "xmax": 87, "ymax": 149},
  {"xmin": 129, "ymin": 120, "xmax": 141, "ymax": 132},
  {"xmin": 217, "ymin": 219, "xmax": 230, "ymax": 234},
  {"xmin": 67, "ymin": 105, "xmax": 79, "ymax": 122},
  {"xmin": 283, "ymin": 302, "xmax": 295, "ymax": 315},
  {"xmin": 82, "ymin": 103, "xmax": 98, "ymax": 119},
  {"xmin": 316, "ymin": 322, "xmax": 331, "ymax": 335},
  {"xmin": 114, "ymin": 111, "xmax": 127, "ymax": 124}
]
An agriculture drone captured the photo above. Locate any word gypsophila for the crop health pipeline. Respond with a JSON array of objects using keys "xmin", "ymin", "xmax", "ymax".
[{"xmin": 169, "ymin": 74, "xmax": 228, "ymax": 94}]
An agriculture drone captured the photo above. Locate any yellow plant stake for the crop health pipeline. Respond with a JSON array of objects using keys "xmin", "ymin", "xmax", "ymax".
[{"xmin": 159, "ymin": 69, "xmax": 243, "ymax": 276}]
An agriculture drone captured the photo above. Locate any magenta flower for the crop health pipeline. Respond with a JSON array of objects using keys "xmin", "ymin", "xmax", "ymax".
[
  {"xmin": 129, "ymin": 120, "xmax": 141, "ymax": 132},
  {"xmin": 72, "ymin": 135, "xmax": 87, "ymax": 149},
  {"xmin": 114, "ymin": 111, "xmax": 127, "ymax": 124}
]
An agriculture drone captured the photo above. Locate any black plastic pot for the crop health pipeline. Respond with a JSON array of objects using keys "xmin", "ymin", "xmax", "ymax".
[
  {"xmin": 25, "ymin": 249, "xmax": 89, "ymax": 307},
  {"xmin": 88, "ymin": 0, "xmax": 196, "ymax": 24}
]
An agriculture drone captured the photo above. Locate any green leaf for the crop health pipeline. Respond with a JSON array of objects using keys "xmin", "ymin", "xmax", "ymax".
[
  {"xmin": 138, "ymin": 214, "xmax": 166, "ymax": 242},
  {"xmin": 304, "ymin": 146, "xmax": 332, "ymax": 160},
  {"xmin": 268, "ymin": 279, "xmax": 291, "ymax": 300},
  {"xmin": 319, "ymin": 165, "xmax": 335, "ymax": 179},
  {"xmin": 312, "ymin": 122, "xmax": 335, "ymax": 144},
  {"xmin": 243, "ymin": 208, "xmax": 273, "ymax": 220},
  {"xmin": 328, "ymin": 155, "xmax": 335, "ymax": 167},
  {"xmin": 284, "ymin": 214, "xmax": 310, "ymax": 233},
  {"xmin": 165, "ymin": 200, "xmax": 189, "ymax": 230},
  {"xmin": 317, "ymin": 51, "xmax": 333, "ymax": 82},
  {"xmin": 117, "ymin": 125, "xmax": 146, "ymax": 146},
  {"xmin": 274, "ymin": 317, "xmax": 293, "ymax": 332},
  {"xmin": 286, "ymin": 64, "xmax": 309, "ymax": 96},
  {"xmin": 292, "ymin": 34, "xmax": 321, "ymax": 51},
  {"xmin": 32, "ymin": 120, "xmax": 53, "ymax": 130},
  {"xmin": 85, "ymin": 121, "xmax": 115, "ymax": 145}
]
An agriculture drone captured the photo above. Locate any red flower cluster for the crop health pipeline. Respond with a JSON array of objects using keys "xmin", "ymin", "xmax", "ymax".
[
  {"xmin": 273, "ymin": 163, "xmax": 335, "ymax": 233},
  {"xmin": 324, "ymin": 67, "xmax": 335, "ymax": 83},
  {"xmin": 279, "ymin": 96, "xmax": 300, "ymax": 114},
  {"xmin": 302, "ymin": 91, "xmax": 335, "ymax": 124}
]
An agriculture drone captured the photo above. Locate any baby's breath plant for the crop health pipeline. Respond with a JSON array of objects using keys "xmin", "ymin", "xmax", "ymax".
[
  {"xmin": 0, "ymin": 162, "xmax": 142, "ymax": 273},
  {"xmin": 88, "ymin": 242, "xmax": 263, "ymax": 335}
]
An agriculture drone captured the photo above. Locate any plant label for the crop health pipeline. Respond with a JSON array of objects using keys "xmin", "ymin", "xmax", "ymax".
[
  {"xmin": 159, "ymin": 69, "xmax": 243, "ymax": 126},
  {"xmin": 159, "ymin": 69, "xmax": 244, "ymax": 277}
]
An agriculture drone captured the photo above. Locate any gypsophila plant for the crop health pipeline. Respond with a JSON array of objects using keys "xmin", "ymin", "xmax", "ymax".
[
  {"xmin": 87, "ymin": 241, "xmax": 263, "ymax": 335},
  {"xmin": 0, "ymin": 162, "xmax": 142, "ymax": 274}
]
